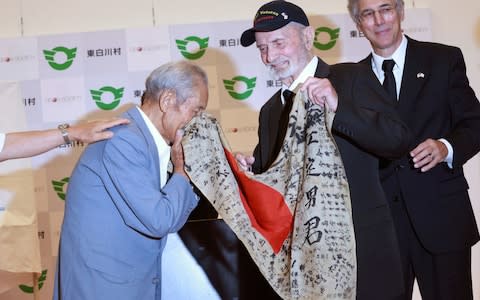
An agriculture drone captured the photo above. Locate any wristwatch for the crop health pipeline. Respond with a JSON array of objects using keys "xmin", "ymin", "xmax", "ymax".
[{"xmin": 58, "ymin": 123, "xmax": 72, "ymax": 144}]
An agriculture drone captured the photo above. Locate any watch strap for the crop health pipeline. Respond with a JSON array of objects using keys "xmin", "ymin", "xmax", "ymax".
[{"xmin": 58, "ymin": 123, "xmax": 71, "ymax": 144}]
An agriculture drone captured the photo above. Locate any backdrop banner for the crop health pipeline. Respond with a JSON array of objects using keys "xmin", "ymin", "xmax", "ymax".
[{"xmin": 0, "ymin": 9, "xmax": 438, "ymax": 300}]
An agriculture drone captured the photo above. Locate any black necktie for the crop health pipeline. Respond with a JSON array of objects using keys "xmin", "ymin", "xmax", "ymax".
[
  {"xmin": 282, "ymin": 89, "xmax": 295, "ymax": 112},
  {"xmin": 271, "ymin": 89, "xmax": 296, "ymax": 166},
  {"xmin": 382, "ymin": 59, "xmax": 397, "ymax": 102}
]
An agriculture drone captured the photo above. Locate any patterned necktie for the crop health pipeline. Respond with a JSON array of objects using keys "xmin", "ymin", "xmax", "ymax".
[{"xmin": 382, "ymin": 59, "xmax": 397, "ymax": 102}]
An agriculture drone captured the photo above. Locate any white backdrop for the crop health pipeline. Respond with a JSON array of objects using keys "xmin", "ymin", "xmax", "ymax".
[{"xmin": 0, "ymin": 6, "xmax": 478, "ymax": 300}]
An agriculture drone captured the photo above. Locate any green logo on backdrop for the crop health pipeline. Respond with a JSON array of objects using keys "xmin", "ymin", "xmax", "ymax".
[
  {"xmin": 43, "ymin": 46, "xmax": 77, "ymax": 70},
  {"xmin": 19, "ymin": 270, "xmax": 48, "ymax": 293},
  {"xmin": 313, "ymin": 27, "xmax": 340, "ymax": 51},
  {"xmin": 223, "ymin": 76, "xmax": 257, "ymax": 100},
  {"xmin": 175, "ymin": 36, "xmax": 209, "ymax": 60},
  {"xmin": 90, "ymin": 86, "xmax": 124, "ymax": 110},
  {"xmin": 52, "ymin": 177, "xmax": 69, "ymax": 201}
]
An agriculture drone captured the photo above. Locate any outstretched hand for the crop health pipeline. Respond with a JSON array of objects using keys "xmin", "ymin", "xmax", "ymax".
[{"xmin": 69, "ymin": 118, "xmax": 130, "ymax": 144}]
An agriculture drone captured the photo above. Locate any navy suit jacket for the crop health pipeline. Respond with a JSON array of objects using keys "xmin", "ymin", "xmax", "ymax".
[
  {"xmin": 54, "ymin": 106, "xmax": 199, "ymax": 300},
  {"xmin": 360, "ymin": 36, "xmax": 480, "ymax": 254},
  {"xmin": 252, "ymin": 58, "xmax": 412, "ymax": 299}
]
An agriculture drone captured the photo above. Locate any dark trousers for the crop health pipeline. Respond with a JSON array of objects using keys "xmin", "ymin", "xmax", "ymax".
[{"xmin": 389, "ymin": 193, "xmax": 473, "ymax": 300}]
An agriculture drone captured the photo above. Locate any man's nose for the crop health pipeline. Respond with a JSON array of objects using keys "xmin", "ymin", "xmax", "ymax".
[
  {"xmin": 265, "ymin": 47, "xmax": 279, "ymax": 63},
  {"xmin": 373, "ymin": 11, "xmax": 386, "ymax": 25}
]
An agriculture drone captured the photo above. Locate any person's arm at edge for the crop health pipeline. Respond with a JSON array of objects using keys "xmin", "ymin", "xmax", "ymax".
[{"xmin": 0, "ymin": 118, "xmax": 129, "ymax": 162}]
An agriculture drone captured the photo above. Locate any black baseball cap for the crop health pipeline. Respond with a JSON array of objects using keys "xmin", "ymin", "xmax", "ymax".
[{"xmin": 240, "ymin": 0, "xmax": 310, "ymax": 47}]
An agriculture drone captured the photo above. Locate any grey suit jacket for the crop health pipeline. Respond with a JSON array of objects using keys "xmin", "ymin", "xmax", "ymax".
[{"xmin": 54, "ymin": 106, "xmax": 199, "ymax": 300}]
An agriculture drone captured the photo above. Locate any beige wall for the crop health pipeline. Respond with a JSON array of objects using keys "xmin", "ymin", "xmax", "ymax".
[{"xmin": 1, "ymin": 0, "xmax": 479, "ymax": 299}]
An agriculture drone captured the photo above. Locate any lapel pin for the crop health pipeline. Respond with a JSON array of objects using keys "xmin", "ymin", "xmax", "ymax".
[{"xmin": 417, "ymin": 72, "xmax": 425, "ymax": 78}]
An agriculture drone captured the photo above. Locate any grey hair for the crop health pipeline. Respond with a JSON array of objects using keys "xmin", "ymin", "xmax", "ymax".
[
  {"xmin": 143, "ymin": 61, "xmax": 207, "ymax": 105},
  {"xmin": 347, "ymin": 0, "xmax": 404, "ymax": 23},
  {"xmin": 286, "ymin": 22, "xmax": 312, "ymax": 49},
  {"xmin": 288, "ymin": 22, "xmax": 309, "ymax": 38}
]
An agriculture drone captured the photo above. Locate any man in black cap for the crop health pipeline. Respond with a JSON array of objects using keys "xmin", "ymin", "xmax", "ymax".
[{"xmin": 236, "ymin": 1, "xmax": 412, "ymax": 299}]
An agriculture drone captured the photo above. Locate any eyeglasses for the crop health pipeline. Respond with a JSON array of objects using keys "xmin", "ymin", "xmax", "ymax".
[{"xmin": 358, "ymin": 4, "xmax": 397, "ymax": 24}]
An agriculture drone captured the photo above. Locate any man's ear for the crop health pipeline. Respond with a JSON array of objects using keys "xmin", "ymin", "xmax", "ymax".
[
  {"xmin": 356, "ymin": 22, "xmax": 362, "ymax": 33},
  {"xmin": 158, "ymin": 90, "xmax": 176, "ymax": 112},
  {"xmin": 303, "ymin": 26, "xmax": 315, "ymax": 50},
  {"xmin": 399, "ymin": 7, "xmax": 405, "ymax": 22}
]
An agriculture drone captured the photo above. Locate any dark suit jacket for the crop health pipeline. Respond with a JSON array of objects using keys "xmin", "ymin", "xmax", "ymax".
[
  {"xmin": 252, "ymin": 58, "xmax": 412, "ymax": 299},
  {"xmin": 360, "ymin": 36, "xmax": 480, "ymax": 254}
]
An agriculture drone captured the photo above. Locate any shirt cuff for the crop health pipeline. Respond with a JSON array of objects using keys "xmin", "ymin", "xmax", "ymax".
[
  {"xmin": 0, "ymin": 132, "xmax": 5, "ymax": 153},
  {"xmin": 439, "ymin": 138, "xmax": 453, "ymax": 168}
]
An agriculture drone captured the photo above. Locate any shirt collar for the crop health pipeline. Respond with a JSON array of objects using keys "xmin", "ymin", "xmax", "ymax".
[
  {"xmin": 281, "ymin": 56, "xmax": 318, "ymax": 103},
  {"xmin": 372, "ymin": 34, "xmax": 408, "ymax": 75},
  {"xmin": 136, "ymin": 106, "xmax": 171, "ymax": 187}
]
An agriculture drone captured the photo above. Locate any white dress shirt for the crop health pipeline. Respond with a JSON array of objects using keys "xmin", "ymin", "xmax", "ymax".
[
  {"xmin": 371, "ymin": 35, "xmax": 407, "ymax": 100},
  {"xmin": 137, "ymin": 106, "xmax": 171, "ymax": 187},
  {"xmin": 0, "ymin": 132, "xmax": 5, "ymax": 153},
  {"xmin": 280, "ymin": 56, "xmax": 319, "ymax": 105}
]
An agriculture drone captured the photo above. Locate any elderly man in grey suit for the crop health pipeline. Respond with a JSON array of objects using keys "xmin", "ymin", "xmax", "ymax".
[{"xmin": 53, "ymin": 61, "xmax": 209, "ymax": 300}]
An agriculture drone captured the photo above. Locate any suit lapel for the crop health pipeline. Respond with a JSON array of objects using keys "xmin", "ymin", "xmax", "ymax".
[
  {"xmin": 263, "ymin": 90, "xmax": 283, "ymax": 169},
  {"xmin": 398, "ymin": 37, "xmax": 430, "ymax": 116},
  {"xmin": 359, "ymin": 55, "xmax": 372, "ymax": 71},
  {"xmin": 124, "ymin": 107, "xmax": 161, "ymax": 182},
  {"xmin": 314, "ymin": 57, "xmax": 331, "ymax": 78}
]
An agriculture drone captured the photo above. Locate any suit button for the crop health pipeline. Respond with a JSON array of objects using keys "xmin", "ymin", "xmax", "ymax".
[
  {"xmin": 394, "ymin": 164, "xmax": 405, "ymax": 171},
  {"xmin": 152, "ymin": 277, "xmax": 160, "ymax": 285}
]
